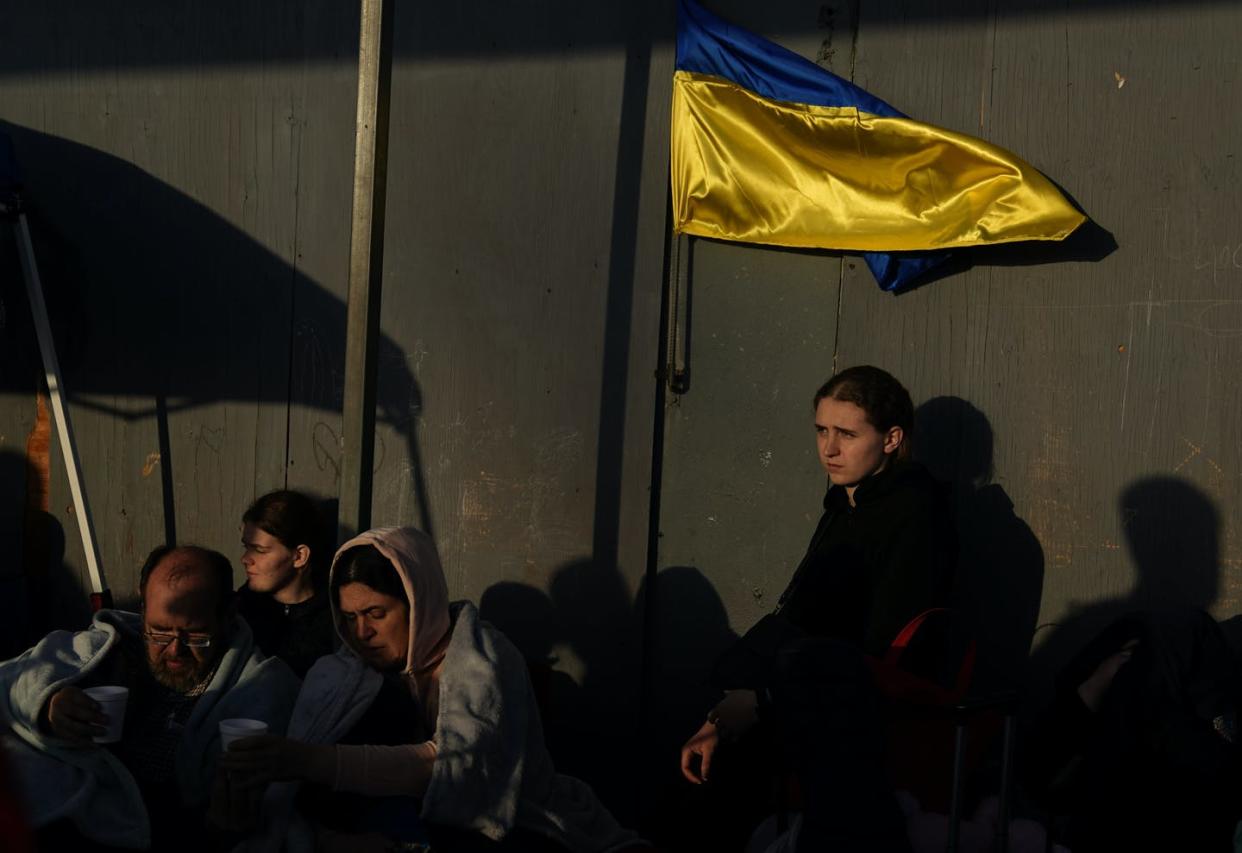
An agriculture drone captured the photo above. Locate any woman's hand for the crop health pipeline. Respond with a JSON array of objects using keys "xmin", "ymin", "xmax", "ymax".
[
  {"xmin": 207, "ymin": 763, "xmax": 262, "ymax": 833},
  {"xmin": 679, "ymin": 720, "xmax": 720, "ymax": 785},
  {"xmin": 218, "ymin": 734, "xmax": 320, "ymax": 789}
]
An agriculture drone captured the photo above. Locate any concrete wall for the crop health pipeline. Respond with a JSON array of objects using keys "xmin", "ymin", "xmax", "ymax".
[{"xmin": 0, "ymin": 2, "xmax": 361, "ymax": 643}]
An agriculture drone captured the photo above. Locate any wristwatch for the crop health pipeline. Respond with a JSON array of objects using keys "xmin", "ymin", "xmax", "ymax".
[{"xmin": 756, "ymin": 686, "xmax": 773, "ymax": 722}]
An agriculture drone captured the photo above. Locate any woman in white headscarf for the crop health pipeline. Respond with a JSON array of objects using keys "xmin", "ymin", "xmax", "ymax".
[{"xmin": 222, "ymin": 527, "xmax": 641, "ymax": 853}]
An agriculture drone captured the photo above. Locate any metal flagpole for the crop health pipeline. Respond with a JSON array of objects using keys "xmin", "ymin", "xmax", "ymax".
[{"xmin": 339, "ymin": 0, "xmax": 395, "ymax": 540}]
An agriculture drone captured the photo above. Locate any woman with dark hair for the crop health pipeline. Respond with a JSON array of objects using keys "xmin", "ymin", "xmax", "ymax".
[
  {"xmin": 773, "ymin": 365, "xmax": 947, "ymax": 644},
  {"xmin": 679, "ymin": 365, "xmax": 955, "ymax": 853},
  {"xmin": 221, "ymin": 528, "xmax": 641, "ymax": 853},
  {"xmin": 236, "ymin": 490, "xmax": 335, "ymax": 677}
]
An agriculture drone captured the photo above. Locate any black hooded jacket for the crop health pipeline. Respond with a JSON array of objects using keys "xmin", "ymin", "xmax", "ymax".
[
  {"xmin": 712, "ymin": 461, "xmax": 955, "ymax": 691},
  {"xmin": 235, "ymin": 584, "xmax": 336, "ymax": 678},
  {"xmin": 776, "ymin": 460, "xmax": 956, "ymax": 657}
]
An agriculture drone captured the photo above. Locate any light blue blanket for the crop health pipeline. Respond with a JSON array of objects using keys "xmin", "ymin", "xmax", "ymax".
[
  {"xmin": 257, "ymin": 601, "xmax": 638, "ymax": 853},
  {"xmin": 0, "ymin": 610, "xmax": 299, "ymax": 849}
]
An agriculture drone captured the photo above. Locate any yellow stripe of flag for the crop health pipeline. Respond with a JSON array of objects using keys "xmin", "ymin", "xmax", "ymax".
[{"xmin": 671, "ymin": 70, "xmax": 1086, "ymax": 252}]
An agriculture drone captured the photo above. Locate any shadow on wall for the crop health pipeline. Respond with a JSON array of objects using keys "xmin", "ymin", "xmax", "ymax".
[
  {"xmin": 478, "ymin": 563, "xmax": 636, "ymax": 818},
  {"xmin": 478, "ymin": 580, "xmax": 582, "ymax": 754},
  {"xmin": 900, "ymin": 214, "xmax": 1118, "ymax": 294},
  {"xmin": 633, "ymin": 565, "xmax": 743, "ymax": 850},
  {"xmin": 543, "ymin": 559, "xmax": 640, "ymax": 816},
  {"xmin": 0, "ymin": 121, "xmax": 432, "ymax": 617},
  {"xmin": 478, "ymin": 562, "xmax": 740, "ymax": 838},
  {"xmin": 914, "ymin": 396, "xmax": 1046, "ymax": 694},
  {"xmin": 1027, "ymin": 476, "xmax": 1220, "ymax": 700},
  {"xmin": 0, "ymin": 449, "xmax": 87, "ymax": 656},
  {"xmin": 0, "ymin": 0, "xmax": 1232, "ymax": 78},
  {"xmin": 634, "ymin": 565, "xmax": 739, "ymax": 757}
]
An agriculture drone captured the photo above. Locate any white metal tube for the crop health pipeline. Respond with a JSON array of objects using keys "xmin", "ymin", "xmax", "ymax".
[{"xmin": 15, "ymin": 212, "xmax": 108, "ymax": 600}]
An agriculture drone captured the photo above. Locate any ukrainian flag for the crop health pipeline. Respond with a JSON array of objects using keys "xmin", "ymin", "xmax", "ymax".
[{"xmin": 672, "ymin": 0, "xmax": 1086, "ymax": 291}]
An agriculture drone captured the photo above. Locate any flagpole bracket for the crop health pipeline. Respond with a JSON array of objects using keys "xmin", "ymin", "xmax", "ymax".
[{"xmin": 665, "ymin": 234, "xmax": 691, "ymax": 395}]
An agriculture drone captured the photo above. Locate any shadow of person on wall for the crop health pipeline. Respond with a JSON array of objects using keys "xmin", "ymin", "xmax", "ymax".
[
  {"xmin": 474, "ymin": 564, "xmax": 641, "ymax": 824},
  {"xmin": 0, "ymin": 449, "xmax": 37, "ymax": 656},
  {"xmin": 542, "ymin": 558, "xmax": 640, "ymax": 818},
  {"xmin": 633, "ymin": 565, "xmax": 746, "ymax": 851},
  {"xmin": 636, "ymin": 566, "xmax": 740, "ymax": 762},
  {"xmin": 0, "ymin": 450, "xmax": 89, "ymax": 658},
  {"xmin": 478, "ymin": 580, "xmax": 583, "ymax": 760},
  {"xmin": 478, "ymin": 564, "xmax": 748, "ymax": 847},
  {"xmin": 1027, "ymin": 476, "xmax": 1220, "ymax": 702},
  {"xmin": 914, "ymin": 396, "xmax": 1045, "ymax": 694}
]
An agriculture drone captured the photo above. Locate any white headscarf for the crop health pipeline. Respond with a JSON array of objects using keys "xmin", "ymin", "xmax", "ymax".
[{"xmin": 329, "ymin": 527, "xmax": 451, "ymax": 689}]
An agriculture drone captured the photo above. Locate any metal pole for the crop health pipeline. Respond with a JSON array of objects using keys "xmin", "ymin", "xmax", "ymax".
[
  {"xmin": 995, "ymin": 712, "xmax": 1016, "ymax": 853},
  {"xmin": 665, "ymin": 233, "xmax": 691, "ymax": 394},
  {"xmin": 14, "ymin": 213, "xmax": 111, "ymax": 609},
  {"xmin": 339, "ymin": 0, "xmax": 395, "ymax": 539},
  {"xmin": 947, "ymin": 718, "xmax": 967, "ymax": 853},
  {"xmin": 155, "ymin": 393, "xmax": 176, "ymax": 546}
]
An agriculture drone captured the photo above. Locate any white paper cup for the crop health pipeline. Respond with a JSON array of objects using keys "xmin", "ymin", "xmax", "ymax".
[
  {"xmin": 83, "ymin": 685, "xmax": 129, "ymax": 744},
  {"xmin": 219, "ymin": 718, "xmax": 268, "ymax": 750}
]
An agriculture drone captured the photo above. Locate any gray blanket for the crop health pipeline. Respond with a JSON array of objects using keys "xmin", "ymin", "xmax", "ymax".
[
  {"xmin": 427, "ymin": 602, "xmax": 637, "ymax": 852},
  {"xmin": 263, "ymin": 601, "xmax": 638, "ymax": 853},
  {"xmin": 0, "ymin": 610, "xmax": 299, "ymax": 849}
]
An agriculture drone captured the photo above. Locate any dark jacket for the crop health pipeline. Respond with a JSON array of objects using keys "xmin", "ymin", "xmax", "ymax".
[
  {"xmin": 712, "ymin": 461, "xmax": 955, "ymax": 690},
  {"xmin": 777, "ymin": 460, "xmax": 955, "ymax": 657},
  {"xmin": 235, "ymin": 585, "xmax": 336, "ymax": 678}
]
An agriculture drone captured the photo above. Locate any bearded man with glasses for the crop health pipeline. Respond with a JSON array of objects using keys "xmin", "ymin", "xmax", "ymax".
[{"xmin": 0, "ymin": 545, "xmax": 299, "ymax": 852}]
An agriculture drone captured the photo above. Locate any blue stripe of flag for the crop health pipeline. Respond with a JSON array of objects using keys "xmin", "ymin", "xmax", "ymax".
[{"xmin": 675, "ymin": 0, "xmax": 903, "ymax": 118}]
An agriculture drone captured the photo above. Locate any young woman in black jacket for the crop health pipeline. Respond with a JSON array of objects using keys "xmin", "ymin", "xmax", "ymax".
[
  {"xmin": 679, "ymin": 365, "xmax": 955, "ymax": 853},
  {"xmin": 235, "ymin": 490, "xmax": 337, "ymax": 677}
]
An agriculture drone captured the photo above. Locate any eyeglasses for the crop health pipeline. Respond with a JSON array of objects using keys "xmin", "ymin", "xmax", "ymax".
[{"xmin": 143, "ymin": 631, "xmax": 213, "ymax": 649}]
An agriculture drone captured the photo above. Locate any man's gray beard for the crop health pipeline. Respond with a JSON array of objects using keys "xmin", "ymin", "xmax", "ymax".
[{"xmin": 150, "ymin": 657, "xmax": 211, "ymax": 693}]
